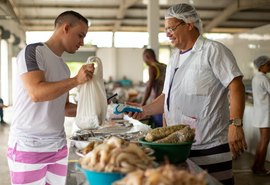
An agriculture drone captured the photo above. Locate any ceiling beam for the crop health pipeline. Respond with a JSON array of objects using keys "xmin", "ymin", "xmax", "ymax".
[
  {"xmin": 204, "ymin": 0, "xmax": 270, "ymax": 32},
  {"xmin": 3, "ymin": 14, "xmax": 270, "ymax": 23},
  {"xmin": 16, "ymin": 4, "xmax": 119, "ymax": 9},
  {"xmin": 14, "ymin": 3, "xmax": 235, "ymax": 13},
  {"xmin": 238, "ymin": 0, "xmax": 270, "ymax": 9},
  {"xmin": 6, "ymin": 0, "xmax": 25, "ymax": 30},
  {"xmin": 204, "ymin": 0, "xmax": 238, "ymax": 32},
  {"xmin": 22, "ymin": 24, "xmax": 254, "ymax": 34},
  {"xmin": 4, "ymin": 0, "xmax": 270, "ymax": 34},
  {"xmin": 113, "ymin": 0, "xmax": 139, "ymax": 32}
]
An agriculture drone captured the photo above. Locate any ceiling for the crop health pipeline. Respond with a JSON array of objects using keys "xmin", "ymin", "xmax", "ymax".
[{"xmin": 1, "ymin": 0, "xmax": 270, "ymax": 34}]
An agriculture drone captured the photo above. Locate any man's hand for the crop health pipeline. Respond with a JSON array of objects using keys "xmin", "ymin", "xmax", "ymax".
[
  {"xmin": 127, "ymin": 94, "xmax": 164, "ymax": 121},
  {"xmin": 75, "ymin": 64, "xmax": 95, "ymax": 85},
  {"xmin": 125, "ymin": 102, "xmax": 147, "ymax": 120},
  {"xmin": 128, "ymin": 110, "xmax": 147, "ymax": 121},
  {"xmin": 228, "ymin": 124, "xmax": 247, "ymax": 159}
]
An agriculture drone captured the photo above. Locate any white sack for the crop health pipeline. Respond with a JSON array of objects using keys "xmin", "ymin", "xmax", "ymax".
[{"xmin": 75, "ymin": 56, "xmax": 107, "ymax": 129}]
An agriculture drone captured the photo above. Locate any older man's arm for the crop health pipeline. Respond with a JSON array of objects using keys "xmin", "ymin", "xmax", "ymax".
[{"xmin": 228, "ymin": 76, "xmax": 248, "ymax": 159}]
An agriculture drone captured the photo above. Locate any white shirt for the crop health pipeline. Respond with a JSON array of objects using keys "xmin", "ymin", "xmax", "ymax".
[
  {"xmin": 163, "ymin": 35, "xmax": 243, "ymax": 149},
  {"xmin": 252, "ymin": 71, "xmax": 270, "ymax": 128},
  {"xmin": 9, "ymin": 43, "xmax": 70, "ymax": 152}
]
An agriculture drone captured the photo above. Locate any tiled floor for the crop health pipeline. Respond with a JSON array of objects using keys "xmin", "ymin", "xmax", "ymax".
[
  {"xmin": 1, "ymin": 107, "xmax": 270, "ymax": 185},
  {"xmin": 233, "ymin": 152, "xmax": 270, "ymax": 185},
  {"xmin": 0, "ymin": 123, "xmax": 10, "ymax": 185}
]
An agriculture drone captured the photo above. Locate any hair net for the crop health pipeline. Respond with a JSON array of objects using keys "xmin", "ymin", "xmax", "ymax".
[
  {"xmin": 253, "ymin": 56, "xmax": 270, "ymax": 69},
  {"xmin": 165, "ymin": 3, "xmax": 203, "ymax": 34}
]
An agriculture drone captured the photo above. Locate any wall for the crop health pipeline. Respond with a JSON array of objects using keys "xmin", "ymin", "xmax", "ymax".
[
  {"xmin": 97, "ymin": 48, "xmax": 144, "ymax": 83},
  {"xmin": 212, "ymin": 24, "xmax": 270, "ymax": 80}
]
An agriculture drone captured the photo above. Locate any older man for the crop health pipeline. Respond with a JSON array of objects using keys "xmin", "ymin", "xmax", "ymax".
[{"xmin": 129, "ymin": 3, "xmax": 247, "ymax": 185}]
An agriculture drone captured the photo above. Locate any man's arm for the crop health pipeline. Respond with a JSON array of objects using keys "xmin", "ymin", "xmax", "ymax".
[
  {"xmin": 228, "ymin": 76, "xmax": 247, "ymax": 159},
  {"xmin": 144, "ymin": 93, "xmax": 165, "ymax": 115},
  {"xmin": 21, "ymin": 64, "xmax": 94, "ymax": 102},
  {"xmin": 65, "ymin": 94, "xmax": 77, "ymax": 117},
  {"xmin": 141, "ymin": 66, "xmax": 155, "ymax": 105}
]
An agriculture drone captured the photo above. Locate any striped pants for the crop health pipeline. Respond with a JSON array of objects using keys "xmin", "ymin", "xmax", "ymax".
[
  {"xmin": 7, "ymin": 145, "xmax": 68, "ymax": 185},
  {"xmin": 189, "ymin": 143, "xmax": 234, "ymax": 185}
]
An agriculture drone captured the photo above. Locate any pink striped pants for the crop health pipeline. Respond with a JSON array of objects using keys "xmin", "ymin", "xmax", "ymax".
[{"xmin": 7, "ymin": 145, "xmax": 68, "ymax": 185}]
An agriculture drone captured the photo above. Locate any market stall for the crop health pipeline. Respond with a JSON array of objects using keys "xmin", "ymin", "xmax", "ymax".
[
  {"xmin": 66, "ymin": 117, "xmax": 222, "ymax": 185},
  {"xmin": 66, "ymin": 147, "xmax": 222, "ymax": 185}
]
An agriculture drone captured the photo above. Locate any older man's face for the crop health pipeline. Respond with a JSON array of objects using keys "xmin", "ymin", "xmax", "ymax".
[{"xmin": 164, "ymin": 18, "xmax": 190, "ymax": 50}]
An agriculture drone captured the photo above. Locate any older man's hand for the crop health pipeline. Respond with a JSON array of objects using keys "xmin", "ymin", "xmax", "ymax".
[
  {"xmin": 125, "ymin": 102, "xmax": 147, "ymax": 120},
  {"xmin": 228, "ymin": 124, "xmax": 247, "ymax": 159}
]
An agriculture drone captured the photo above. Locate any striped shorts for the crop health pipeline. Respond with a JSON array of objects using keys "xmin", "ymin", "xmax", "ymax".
[
  {"xmin": 7, "ymin": 144, "xmax": 68, "ymax": 185},
  {"xmin": 189, "ymin": 143, "xmax": 234, "ymax": 185}
]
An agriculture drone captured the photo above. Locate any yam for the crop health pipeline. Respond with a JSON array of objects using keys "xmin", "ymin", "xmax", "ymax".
[
  {"xmin": 154, "ymin": 126, "xmax": 195, "ymax": 143},
  {"xmin": 145, "ymin": 124, "xmax": 187, "ymax": 142}
]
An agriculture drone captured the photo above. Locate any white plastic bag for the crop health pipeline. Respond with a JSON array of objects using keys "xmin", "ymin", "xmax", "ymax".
[{"xmin": 75, "ymin": 56, "xmax": 107, "ymax": 129}]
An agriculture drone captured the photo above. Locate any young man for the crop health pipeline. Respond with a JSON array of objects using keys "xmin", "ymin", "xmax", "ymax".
[
  {"xmin": 128, "ymin": 3, "xmax": 247, "ymax": 185},
  {"xmin": 7, "ymin": 11, "xmax": 94, "ymax": 185},
  {"xmin": 252, "ymin": 56, "xmax": 270, "ymax": 175},
  {"xmin": 141, "ymin": 48, "xmax": 166, "ymax": 127}
]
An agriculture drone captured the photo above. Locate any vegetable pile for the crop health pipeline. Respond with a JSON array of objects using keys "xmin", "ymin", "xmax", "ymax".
[{"xmin": 145, "ymin": 125, "xmax": 195, "ymax": 143}]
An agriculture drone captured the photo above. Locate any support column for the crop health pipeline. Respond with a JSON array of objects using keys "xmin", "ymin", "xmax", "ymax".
[
  {"xmin": 0, "ymin": 28, "xmax": 2, "ymax": 98},
  {"xmin": 0, "ymin": 27, "xmax": 11, "ymax": 104},
  {"xmin": 147, "ymin": 0, "xmax": 160, "ymax": 57},
  {"xmin": 110, "ymin": 47, "xmax": 117, "ymax": 80},
  {"xmin": 7, "ymin": 34, "xmax": 15, "ymax": 105}
]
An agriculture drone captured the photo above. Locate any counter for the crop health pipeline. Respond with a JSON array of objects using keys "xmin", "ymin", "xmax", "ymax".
[{"xmin": 66, "ymin": 145, "xmax": 222, "ymax": 185}]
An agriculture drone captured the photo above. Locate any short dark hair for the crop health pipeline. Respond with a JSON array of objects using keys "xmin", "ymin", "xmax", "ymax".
[
  {"xmin": 144, "ymin": 48, "xmax": 156, "ymax": 59},
  {"xmin": 54, "ymin": 10, "xmax": 88, "ymax": 28}
]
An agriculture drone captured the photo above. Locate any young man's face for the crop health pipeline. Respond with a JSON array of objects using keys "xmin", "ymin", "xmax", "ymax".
[{"xmin": 63, "ymin": 21, "xmax": 88, "ymax": 54}]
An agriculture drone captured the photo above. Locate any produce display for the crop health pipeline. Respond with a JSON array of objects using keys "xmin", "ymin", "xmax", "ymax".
[
  {"xmin": 145, "ymin": 125, "xmax": 187, "ymax": 142},
  {"xmin": 145, "ymin": 125, "xmax": 195, "ymax": 143},
  {"xmin": 75, "ymin": 125, "xmax": 211, "ymax": 185},
  {"xmin": 79, "ymin": 136, "xmax": 155, "ymax": 173},
  {"xmin": 113, "ymin": 163, "xmax": 207, "ymax": 185},
  {"xmin": 155, "ymin": 126, "xmax": 195, "ymax": 143}
]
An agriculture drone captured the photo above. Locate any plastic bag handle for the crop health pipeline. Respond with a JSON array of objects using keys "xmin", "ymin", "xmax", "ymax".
[{"xmin": 86, "ymin": 56, "xmax": 101, "ymax": 68}]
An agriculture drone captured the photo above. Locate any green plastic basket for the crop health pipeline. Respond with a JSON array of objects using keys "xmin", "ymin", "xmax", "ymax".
[{"xmin": 138, "ymin": 137, "xmax": 194, "ymax": 164}]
